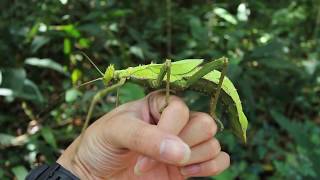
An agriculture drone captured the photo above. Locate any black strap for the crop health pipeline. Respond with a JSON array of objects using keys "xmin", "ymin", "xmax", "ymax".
[{"xmin": 26, "ymin": 163, "xmax": 80, "ymax": 180}]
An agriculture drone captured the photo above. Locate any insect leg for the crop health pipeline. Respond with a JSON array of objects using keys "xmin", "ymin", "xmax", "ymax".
[
  {"xmin": 154, "ymin": 59, "xmax": 171, "ymax": 112},
  {"xmin": 186, "ymin": 57, "xmax": 227, "ymax": 86},
  {"xmin": 186, "ymin": 57, "xmax": 228, "ymax": 130},
  {"xmin": 164, "ymin": 59, "xmax": 171, "ymax": 111},
  {"xmin": 116, "ymin": 87, "xmax": 120, "ymax": 107},
  {"xmin": 210, "ymin": 59, "xmax": 228, "ymax": 131},
  {"xmin": 155, "ymin": 59, "xmax": 171, "ymax": 87},
  {"xmin": 210, "ymin": 59, "xmax": 228, "ymax": 120},
  {"xmin": 81, "ymin": 78, "xmax": 126, "ymax": 135}
]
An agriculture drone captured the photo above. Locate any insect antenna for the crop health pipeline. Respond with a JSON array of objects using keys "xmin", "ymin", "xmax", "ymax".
[
  {"xmin": 75, "ymin": 77, "xmax": 103, "ymax": 89},
  {"xmin": 76, "ymin": 51, "xmax": 104, "ymax": 76}
]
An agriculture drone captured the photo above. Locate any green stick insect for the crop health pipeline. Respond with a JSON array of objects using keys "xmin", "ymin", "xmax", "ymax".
[{"xmin": 78, "ymin": 53, "xmax": 248, "ymax": 143}]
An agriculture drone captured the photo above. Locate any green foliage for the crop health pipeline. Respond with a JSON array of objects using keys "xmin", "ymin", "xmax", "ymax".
[
  {"xmin": 11, "ymin": 166, "xmax": 28, "ymax": 180},
  {"xmin": 0, "ymin": 0, "xmax": 320, "ymax": 179}
]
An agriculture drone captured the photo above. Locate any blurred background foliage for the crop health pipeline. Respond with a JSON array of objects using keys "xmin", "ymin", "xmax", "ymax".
[{"xmin": 0, "ymin": 0, "xmax": 320, "ymax": 179}]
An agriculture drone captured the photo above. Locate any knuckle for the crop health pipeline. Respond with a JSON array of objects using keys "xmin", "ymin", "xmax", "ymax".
[
  {"xmin": 208, "ymin": 161, "xmax": 219, "ymax": 175},
  {"xmin": 169, "ymin": 98, "xmax": 189, "ymax": 114},
  {"xmin": 208, "ymin": 139, "xmax": 221, "ymax": 157},
  {"xmin": 196, "ymin": 113, "xmax": 217, "ymax": 138},
  {"xmin": 207, "ymin": 152, "xmax": 230, "ymax": 176}
]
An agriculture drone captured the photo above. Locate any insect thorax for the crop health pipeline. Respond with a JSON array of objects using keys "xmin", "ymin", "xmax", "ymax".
[{"xmin": 103, "ymin": 65, "xmax": 115, "ymax": 84}]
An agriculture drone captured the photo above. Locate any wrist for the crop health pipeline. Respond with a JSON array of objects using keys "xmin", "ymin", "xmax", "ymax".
[
  {"xmin": 57, "ymin": 155, "xmax": 89, "ymax": 179},
  {"xmin": 57, "ymin": 137, "xmax": 92, "ymax": 179}
]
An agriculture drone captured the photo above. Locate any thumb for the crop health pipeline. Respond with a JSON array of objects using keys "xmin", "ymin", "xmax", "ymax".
[{"xmin": 105, "ymin": 116, "xmax": 191, "ymax": 165}]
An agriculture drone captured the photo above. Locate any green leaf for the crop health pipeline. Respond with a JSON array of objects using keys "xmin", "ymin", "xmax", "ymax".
[
  {"xmin": 64, "ymin": 38, "xmax": 72, "ymax": 55},
  {"xmin": 41, "ymin": 126, "xmax": 57, "ymax": 149},
  {"xmin": 212, "ymin": 169, "xmax": 235, "ymax": 180},
  {"xmin": 0, "ymin": 68, "xmax": 26, "ymax": 92},
  {"xmin": 0, "ymin": 168, "xmax": 4, "ymax": 178},
  {"xmin": 65, "ymin": 88, "xmax": 81, "ymax": 102},
  {"xmin": 25, "ymin": 57, "xmax": 67, "ymax": 75},
  {"xmin": 214, "ymin": 7, "xmax": 238, "ymax": 25},
  {"xmin": 119, "ymin": 82, "xmax": 145, "ymax": 103},
  {"xmin": 129, "ymin": 46, "xmax": 144, "ymax": 59},
  {"xmin": 0, "ymin": 68, "xmax": 43, "ymax": 102},
  {"xmin": 250, "ymin": 40, "xmax": 283, "ymax": 58},
  {"xmin": 63, "ymin": 24, "xmax": 81, "ymax": 38},
  {"xmin": 17, "ymin": 79, "xmax": 44, "ymax": 103},
  {"xmin": 26, "ymin": 22, "xmax": 40, "ymax": 42},
  {"xmin": 270, "ymin": 110, "xmax": 311, "ymax": 149},
  {"xmin": 71, "ymin": 69, "xmax": 83, "ymax": 85},
  {"xmin": 78, "ymin": 38, "xmax": 90, "ymax": 48},
  {"xmin": 31, "ymin": 36, "xmax": 50, "ymax": 53},
  {"xmin": 189, "ymin": 16, "xmax": 208, "ymax": 41},
  {"xmin": 11, "ymin": 166, "xmax": 28, "ymax": 180},
  {"xmin": 0, "ymin": 133, "xmax": 15, "ymax": 147}
]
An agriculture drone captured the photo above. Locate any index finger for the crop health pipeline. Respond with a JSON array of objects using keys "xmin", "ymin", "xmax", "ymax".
[{"xmin": 133, "ymin": 91, "xmax": 191, "ymax": 175}]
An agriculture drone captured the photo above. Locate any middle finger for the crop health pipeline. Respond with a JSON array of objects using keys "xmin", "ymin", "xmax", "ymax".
[{"xmin": 179, "ymin": 112, "xmax": 217, "ymax": 147}]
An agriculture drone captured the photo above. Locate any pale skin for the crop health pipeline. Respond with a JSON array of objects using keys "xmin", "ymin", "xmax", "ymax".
[{"xmin": 57, "ymin": 91, "xmax": 230, "ymax": 179}]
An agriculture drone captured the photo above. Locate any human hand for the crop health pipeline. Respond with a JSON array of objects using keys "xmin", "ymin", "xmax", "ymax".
[{"xmin": 57, "ymin": 91, "xmax": 230, "ymax": 179}]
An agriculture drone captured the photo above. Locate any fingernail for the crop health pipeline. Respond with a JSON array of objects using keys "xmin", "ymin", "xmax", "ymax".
[
  {"xmin": 134, "ymin": 156, "xmax": 155, "ymax": 176},
  {"xmin": 180, "ymin": 164, "xmax": 201, "ymax": 176},
  {"xmin": 160, "ymin": 139, "xmax": 191, "ymax": 164}
]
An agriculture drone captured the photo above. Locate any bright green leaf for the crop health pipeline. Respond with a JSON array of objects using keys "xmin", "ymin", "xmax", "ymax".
[
  {"xmin": 71, "ymin": 69, "xmax": 82, "ymax": 85},
  {"xmin": 78, "ymin": 38, "xmax": 90, "ymax": 48},
  {"xmin": 63, "ymin": 24, "xmax": 81, "ymax": 38},
  {"xmin": 64, "ymin": 38, "xmax": 72, "ymax": 54}
]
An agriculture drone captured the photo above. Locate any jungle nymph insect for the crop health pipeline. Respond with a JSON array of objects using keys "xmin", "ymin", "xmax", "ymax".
[{"xmin": 79, "ymin": 52, "xmax": 248, "ymax": 144}]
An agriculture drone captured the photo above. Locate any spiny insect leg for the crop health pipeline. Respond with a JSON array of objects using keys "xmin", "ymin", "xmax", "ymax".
[
  {"xmin": 155, "ymin": 59, "xmax": 171, "ymax": 113},
  {"xmin": 210, "ymin": 58, "xmax": 228, "ymax": 131},
  {"xmin": 155, "ymin": 59, "xmax": 171, "ymax": 87},
  {"xmin": 116, "ymin": 87, "xmax": 120, "ymax": 107},
  {"xmin": 210, "ymin": 97, "xmax": 225, "ymax": 131},
  {"xmin": 186, "ymin": 57, "xmax": 228, "ymax": 130},
  {"xmin": 186, "ymin": 57, "xmax": 227, "ymax": 87},
  {"xmin": 81, "ymin": 78, "xmax": 126, "ymax": 135},
  {"xmin": 164, "ymin": 59, "xmax": 171, "ymax": 111}
]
